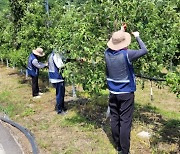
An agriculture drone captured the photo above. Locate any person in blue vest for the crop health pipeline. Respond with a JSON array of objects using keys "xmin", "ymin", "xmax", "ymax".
[
  {"xmin": 105, "ymin": 24, "xmax": 148, "ymax": 154},
  {"xmin": 48, "ymin": 51, "xmax": 67, "ymax": 115},
  {"xmin": 27, "ymin": 47, "xmax": 48, "ymax": 99}
]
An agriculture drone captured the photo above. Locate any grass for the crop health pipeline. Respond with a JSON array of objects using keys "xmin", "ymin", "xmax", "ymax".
[
  {"xmin": 0, "ymin": 90, "xmax": 11, "ymax": 99},
  {"xmin": 0, "ymin": 65, "xmax": 179, "ymax": 154},
  {"xmin": 22, "ymin": 108, "xmax": 36, "ymax": 117},
  {"xmin": 59, "ymin": 111, "xmax": 96, "ymax": 131},
  {"xmin": 134, "ymin": 103, "xmax": 180, "ymax": 120}
]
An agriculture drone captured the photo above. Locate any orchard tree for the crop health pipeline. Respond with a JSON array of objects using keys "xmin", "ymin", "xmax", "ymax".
[
  {"xmin": 0, "ymin": 0, "xmax": 179, "ymax": 96},
  {"xmin": 0, "ymin": 0, "xmax": 8, "ymax": 12},
  {"xmin": 8, "ymin": 0, "xmax": 31, "ymax": 49}
]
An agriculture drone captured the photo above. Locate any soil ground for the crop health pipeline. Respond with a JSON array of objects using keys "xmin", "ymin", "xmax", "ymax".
[{"xmin": 0, "ymin": 64, "xmax": 179, "ymax": 154}]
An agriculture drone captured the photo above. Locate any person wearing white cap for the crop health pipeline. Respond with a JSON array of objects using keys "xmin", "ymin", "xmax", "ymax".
[
  {"xmin": 27, "ymin": 47, "xmax": 48, "ymax": 98},
  {"xmin": 105, "ymin": 24, "xmax": 148, "ymax": 154}
]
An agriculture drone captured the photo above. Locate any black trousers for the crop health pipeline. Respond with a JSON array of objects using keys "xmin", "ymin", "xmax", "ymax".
[
  {"xmin": 31, "ymin": 76, "xmax": 39, "ymax": 97},
  {"xmin": 109, "ymin": 92, "xmax": 134, "ymax": 154}
]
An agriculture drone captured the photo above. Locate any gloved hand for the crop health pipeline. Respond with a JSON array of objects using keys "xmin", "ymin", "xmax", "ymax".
[
  {"xmin": 132, "ymin": 31, "xmax": 139, "ymax": 37},
  {"xmin": 45, "ymin": 62, "xmax": 48, "ymax": 67}
]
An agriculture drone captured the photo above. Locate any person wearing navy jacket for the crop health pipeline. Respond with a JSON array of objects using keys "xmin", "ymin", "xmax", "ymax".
[
  {"xmin": 105, "ymin": 24, "xmax": 147, "ymax": 154},
  {"xmin": 27, "ymin": 47, "xmax": 48, "ymax": 99},
  {"xmin": 48, "ymin": 51, "xmax": 67, "ymax": 115}
]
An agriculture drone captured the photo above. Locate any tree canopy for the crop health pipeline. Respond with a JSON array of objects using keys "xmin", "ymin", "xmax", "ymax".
[{"xmin": 0, "ymin": 0, "xmax": 179, "ymax": 96}]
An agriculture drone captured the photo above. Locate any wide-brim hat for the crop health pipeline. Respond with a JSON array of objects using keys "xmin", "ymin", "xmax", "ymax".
[
  {"xmin": 107, "ymin": 30, "xmax": 131, "ymax": 50},
  {"xmin": 32, "ymin": 47, "xmax": 45, "ymax": 57}
]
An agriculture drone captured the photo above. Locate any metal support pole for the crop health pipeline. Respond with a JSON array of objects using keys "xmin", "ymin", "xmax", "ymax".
[
  {"xmin": 72, "ymin": 85, "xmax": 77, "ymax": 98},
  {"xmin": 20, "ymin": 69, "xmax": 23, "ymax": 74},
  {"xmin": 25, "ymin": 69, "xmax": 28, "ymax": 79},
  {"xmin": 6, "ymin": 59, "xmax": 8, "ymax": 67},
  {"xmin": 44, "ymin": 0, "xmax": 50, "ymax": 28},
  {"xmin": 150, "ymin": 80, "xmax": 153, "ymax": 101},
  {"xmin": 45, "ymin": 0, "xmax": 49, "ymax": 17}
]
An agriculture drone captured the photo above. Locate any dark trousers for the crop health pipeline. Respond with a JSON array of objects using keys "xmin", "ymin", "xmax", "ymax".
[
  {"xmin": 52, "ymin": 82, "xmax": 65, "ymax": 112},
  {"xmin": 31, "ymin": 76, "xmax": 39, "ymax": 97},
  {"xmin": 109, "ymin": 92, "xmax": 134, "ymax": 154}
]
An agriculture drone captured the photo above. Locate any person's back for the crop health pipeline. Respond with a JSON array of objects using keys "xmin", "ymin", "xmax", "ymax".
[
  {"xmin": 48, "ymin": 52, "xmax": 64, "ymax": 82},
  {"xmin": 27, "ymin": 53, "xmax": 38, "ymax": 77},
  {"xmin": 48, "ymin": 51, "xmax": 66, "ymax": 115},
  {"xmin": 105, "ymin": 24, "xmax": 147, "ymax": 154},
  {"xmin": 27, "ymin": 48, "xmax": 47, "ymax": 98},
  {"xmin": 105, "ymin": 49, "xmax": 136, "ymax": 93}
]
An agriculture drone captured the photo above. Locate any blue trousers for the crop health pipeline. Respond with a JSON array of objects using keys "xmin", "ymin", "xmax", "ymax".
[
  {"xmin": 109, "ymin": 93, "xmax": 134, "ymax": 154},
  {"xmin": 52, "ymin": 82, "xmax": 65, "ymax": 112}
]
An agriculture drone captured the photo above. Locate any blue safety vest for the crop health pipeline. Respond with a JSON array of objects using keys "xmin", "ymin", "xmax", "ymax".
[
  {"xmin": 27, "ymin": 53, "xmax": 39, "ymax": 77},
  {"xmin": 105, "ymin": 49, "xmax": 136, "ymax": 93},
  {"xmin": 48, "ymin": 52, "xmax": 63, "ymax": 80}
]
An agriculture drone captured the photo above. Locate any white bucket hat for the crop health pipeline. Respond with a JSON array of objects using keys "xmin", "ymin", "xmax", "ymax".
[
  {"xmin": 107, "ymin": 30, "xmax": 131, "ymax": 50},
  {"xmin": 32, "ymin": 47, "xmax": 45, "ymax": 57}
]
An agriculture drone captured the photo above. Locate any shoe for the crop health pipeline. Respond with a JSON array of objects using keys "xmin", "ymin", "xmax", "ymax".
[
  {"xmin": 57, "ymin": 110, "xmax": 67, "ymax": 115},
  {"xmin": 62, "ymin": 107, "xmax": 68, "ymax": 112},
  {"xmin": 63, "ymin": 109, "xmax": 68, "ymax": 114},
  {"xmin": 38, "ymin": 92, "xmax": 43, "ymax": 96},
  {"xmin": 55, "ymin": 106, "xmax": 68, "ymax": 112},
  {"xmin": 117, "ymin": 147, "xmax": 122, "ymax": 154},
  {"xmin": 33, "ymin": 95, "xmax": 41, "ymax": 99},
  {"xmin": 117, "ymin": 151, "xmax": 130, "ymax": 154}
]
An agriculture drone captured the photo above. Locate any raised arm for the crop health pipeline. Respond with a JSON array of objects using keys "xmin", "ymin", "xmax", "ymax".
[{"xmin": 127, "ymin": 32, "xmax": 148, "ymax": 62}]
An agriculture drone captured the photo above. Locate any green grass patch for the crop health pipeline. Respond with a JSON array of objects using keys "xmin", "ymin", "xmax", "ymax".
[
  {"xmin": 0, "ymin": 90, "xmax": 28, "ymax": 118},
  {"xmin": 21, "ymin": 108, "xmax": 36, "ymax": 117},
  {"xmin": 60, "ymin": 111, "xmax": 95, "ymax": 131},
  {"xmin": 135, "ymin": 103, "xmax": 180, "ymax": 120},
  {"xmin": 62, "ymin": 147, "xmax": 81, "ymax": 154},
  {"xmin": 38, "ymin": 139, "xmax": 51, "ymax": 149},
  {"xmin": 0, "ymin": 90, "xmax": 14, "ymax": 116},
  {"xmin": 157, "ymin": 109, "xmax": 180, "ymax": 120},
  {"xmin": 0, "ymin": 90, "xmax": 11, "ymax": 102},
  {"xmin": 0, "ymin": 103, "xmax": 15, "ymax": 117},
  {"xmin": 39, "ymin": 120, "xmax": 50, "ymax": 130}
]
